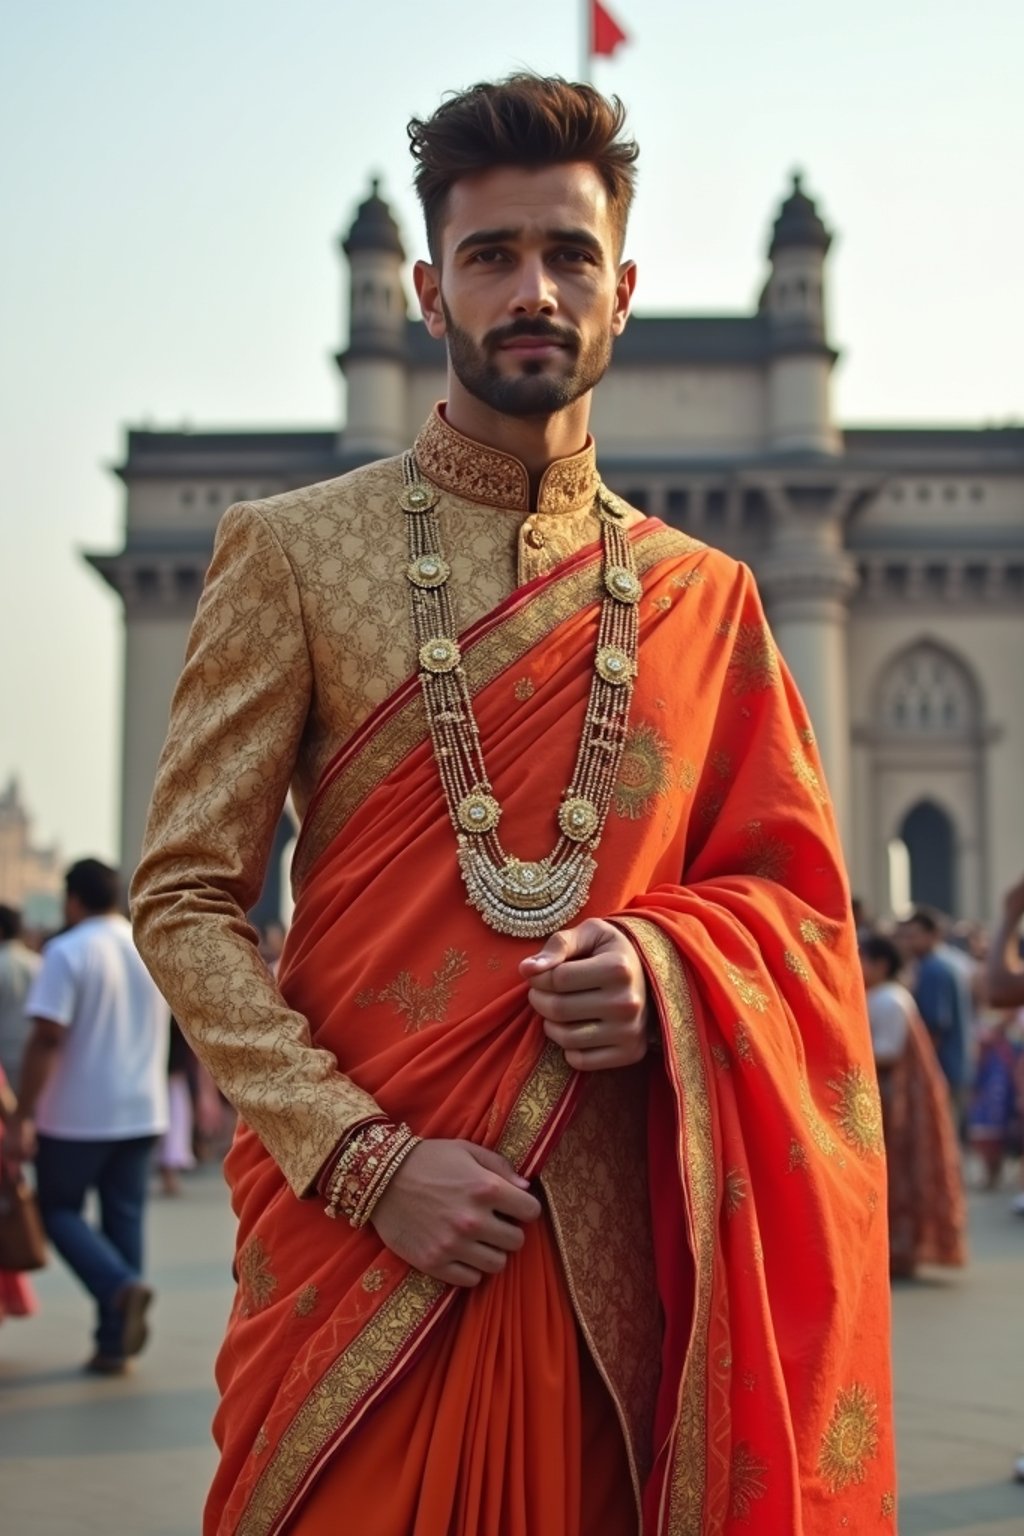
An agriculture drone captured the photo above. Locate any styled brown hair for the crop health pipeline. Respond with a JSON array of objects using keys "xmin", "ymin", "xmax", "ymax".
[{"xmin": 408, "ymin": 75, "xmax": 639, "ymax": 260}]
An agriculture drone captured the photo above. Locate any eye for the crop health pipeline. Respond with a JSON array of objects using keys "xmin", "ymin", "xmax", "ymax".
[
  {"xmin": 469, "ymin": 248, "xmax": 510, "ymax": 265},
  {"xmin": 555, "ymin": 248, "xmax": 596, "ymax": 265}
]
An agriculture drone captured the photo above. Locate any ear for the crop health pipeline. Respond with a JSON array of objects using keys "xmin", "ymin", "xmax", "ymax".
[
  {"xmin": 413, "ymin": 260, "xmax": 447, "ymax": 340},
  {"xmin": 611, "ymin": 260, "xmax": 637, "ymax": 337}
]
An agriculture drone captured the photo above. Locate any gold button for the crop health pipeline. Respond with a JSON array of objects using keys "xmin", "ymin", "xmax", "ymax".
[{"xmin": 524, "ymin": 524, "xmax": 545, "ymax": 550}]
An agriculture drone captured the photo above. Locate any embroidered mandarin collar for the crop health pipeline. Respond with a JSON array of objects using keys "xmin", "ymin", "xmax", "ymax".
[{"xmin": 414, "ymin": 406, "xmax": 600, "ymax": 518}]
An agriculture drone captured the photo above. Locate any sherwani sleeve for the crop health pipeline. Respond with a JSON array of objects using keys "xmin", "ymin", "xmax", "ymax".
[{"xmin": 130, "ymin": 502, "xmax": 384, "ymax": 1195}]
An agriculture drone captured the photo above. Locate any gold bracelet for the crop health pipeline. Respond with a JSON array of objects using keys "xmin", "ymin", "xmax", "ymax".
[{"xmin": 351, "ymin": 1129, "xmax": 421, "ymax": 1229}]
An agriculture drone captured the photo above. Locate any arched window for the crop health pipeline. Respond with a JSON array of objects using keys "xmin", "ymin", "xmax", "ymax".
[
  {"xmin": 899, "ymin": 801, "xmax": 956, "ymax": 915},
  {"xmin": 876, "ymin": 643, "xmax": 979, "ymax": 738}
]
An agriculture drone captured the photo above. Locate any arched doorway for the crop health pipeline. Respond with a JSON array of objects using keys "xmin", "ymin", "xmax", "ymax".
[
  {"xmin": 867, "ymin": 640, "xmax": 986, "ymax": 920},
  {"xmin": 899, "ymin": 800, "xmax": 956, "ymax": 915}
]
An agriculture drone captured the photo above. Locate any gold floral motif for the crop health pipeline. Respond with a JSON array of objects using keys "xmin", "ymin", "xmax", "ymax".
[
  {"xmin": 711, "ymin": 1043, "xmax": 731, "ymax": 1072},
  {"xmin": 238, "ymin": 1236, "xmax": 277, "ymax": 1316},
  {"xmin": 800, "ymin": 726, "xmax": 816, "ymax": 746},
  {"xmin": 724, "ymin": 962, "xmax": 769, "ymax": 1014},
  {"xmin": 742, "ymin": 1370, "xmax": 757, "ymax": 1392},
  {"xmin": 671, "ymin": 568, "xmax": 705, "ymax": 591},
  {"xmin": 513, "ymin": 676, "xmax": 535, "ymax": 701},
  {"xmin": 354, "ymin": 988, "xmax": 375, "ymax": 1008},
  {"xmin": 799, "ymin": 918, "xmax": 836, "ymax": 946},
  {"xmin": 717, "ymin": 1352, "xmax": 733, "ymax": 1373},
  {"xmin": 711, "ymin": 749, "xmax": 732, "ymax": 780},
  {"xmin": 377, "ymin": 948, "xmax": 469, "ymax": 1032},
  {"xmin": 613, "ymin": 721, "xmax": 672, "ymax": 820},
  {"xmin": 697, "ymin": 786, "xmax": 726, "ymax": 827},
  {"xmin": 880, "ymin": 1490, "xmax": 896, "ymax": 1517},
  {"xmin": 730, "ymin": 1441, "xmax": 769, "ymax": 1521},
  {"xmin": 829, "ymin": 1067, "xmax": 884, "ymax": 1156},
  {"xmin": 716, "ymin": 619, "xmax": 734, "ymax": 638},
  {"xmin": 819, "ymin": 1384, "xmax": 880, "ymax": 1492},
  {"xmin": 679, "ymin": 760, "xmax": 698, "ymax": 793},
  {"xmin": 361, "ymin": 1268, "xmax": 387, "ymax": 1293},
  {"xmin": 788, "ymin": 1139, "xmax": 809, "ymax": 1172},
  {"xmin": 790, "ymin": 746, "xmax": 828, "ymax": 804},
  {"xmin": 734, "ymin": 1022, "xmax": 753, "ymax": 1063},
  {"xmin": 652, "ymin": 594, "xmax": 672, "ymax": 611},
  {"xmin": 741, "ymin": 820, "xmax": 793, "ymax": 883},
  {"xmin": 485, "ymin": 955, "xmax": 502, "ymax": 971},
  {"xmin": 727, "ymin": 622, "xmax": 778, "ymax": 695},
  {"xmin": 725, "ymin": 1168, "xmax": 748, "ymax": 1216},
  {"xmin": 293, "ymin": 1284, "xmax": 319, "ymax": 1318},
  {"xmin": 784, "ymin": 949, "xmax": 811, "ymax": 982},
  {"xmin": 799, "ymin": 1078, "xmax": 846, "ymax": 1167}
]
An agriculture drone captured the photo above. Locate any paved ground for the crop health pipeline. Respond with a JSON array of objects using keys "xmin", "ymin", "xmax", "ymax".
[{"xmin": 1, "ymin": 1164, "xmax": 1022, "ymax": 1534}]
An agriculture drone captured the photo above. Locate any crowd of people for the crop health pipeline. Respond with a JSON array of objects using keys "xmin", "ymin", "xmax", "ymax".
[{"xmin": 2, "ymin": 857, "xmax": 1022, "ymax": 1369}]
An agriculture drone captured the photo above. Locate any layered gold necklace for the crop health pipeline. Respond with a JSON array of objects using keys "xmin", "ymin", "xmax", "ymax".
[{"xmin": 401, "ymin": 451, "xmax": 641, "ymax": 938}]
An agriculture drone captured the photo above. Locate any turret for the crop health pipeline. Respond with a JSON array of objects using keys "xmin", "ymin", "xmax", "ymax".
[
  {"xmin": 761, "ymin": 174, "xmax": 840, "ymax": 455},
  {"xmin": 336, "ymin": 178, "xmax": 409, "ymax": 456}
]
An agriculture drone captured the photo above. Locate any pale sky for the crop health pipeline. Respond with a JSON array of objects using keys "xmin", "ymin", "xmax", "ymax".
[{"xmin": 2, "ymin": 0, "xmax": 1021, "ymax": 865}]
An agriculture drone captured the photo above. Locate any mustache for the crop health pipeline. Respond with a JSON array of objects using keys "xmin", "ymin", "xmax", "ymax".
[{"xmin": 484, "ymin": 319, "xmax": 579, "ymax": 351}]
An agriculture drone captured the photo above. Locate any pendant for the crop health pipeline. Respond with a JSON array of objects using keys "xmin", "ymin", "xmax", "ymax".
[{"xmin": 457, "ymin": 842, "xmax": 597, "ymax": 938}]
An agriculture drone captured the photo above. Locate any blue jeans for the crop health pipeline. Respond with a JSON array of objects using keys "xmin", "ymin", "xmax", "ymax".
[{"xmin": 35, "ymin": 1134, "xmax": 157, "ymax": 1357}]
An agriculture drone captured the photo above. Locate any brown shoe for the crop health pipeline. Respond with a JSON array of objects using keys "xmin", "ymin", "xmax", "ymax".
[
  {"xmin": 115, "ymin": 1282, "xmax": 154, "ymax": 1358},
  {"xmin": 84, "ymin": 1353, "xmax": 131, "ymax": 1376}
]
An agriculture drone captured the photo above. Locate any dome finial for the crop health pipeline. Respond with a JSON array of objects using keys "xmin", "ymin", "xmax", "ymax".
[
  {"xmin": 342, "ymin": 175, "xmax": 405, "ymax": 259},
  {"xmin": 768, "ymin": 171, "xmax": 831, "ymax": 258}
]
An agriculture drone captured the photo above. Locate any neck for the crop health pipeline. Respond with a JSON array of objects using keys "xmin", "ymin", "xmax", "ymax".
[{"xmin": 443, "ymin": 380, "xmax": 592, "ymax": 509}]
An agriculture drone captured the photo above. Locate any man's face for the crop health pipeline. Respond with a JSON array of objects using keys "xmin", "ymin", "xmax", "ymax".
[
  {"xmin": 414, "ymin": 162, "xmax": 635, "ymax": 418},
  {"xmin": 902, "ymin": 921, "xmax": 932, "ymax": 959}
]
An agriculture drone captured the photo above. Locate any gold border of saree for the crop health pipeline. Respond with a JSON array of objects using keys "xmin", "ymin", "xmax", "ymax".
[
  {"xmin": 616, "ymin": 916, "xmax": 719, "ymax": 1536},
  {"xmin": 235, "ymin": 1044, "xmax": 575, "ymax": 1536}
]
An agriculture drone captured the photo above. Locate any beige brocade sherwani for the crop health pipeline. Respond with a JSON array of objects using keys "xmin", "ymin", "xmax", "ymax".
[{"xmin": 130, "ymin": 406, "xmax": 644, "ymax": 1196}]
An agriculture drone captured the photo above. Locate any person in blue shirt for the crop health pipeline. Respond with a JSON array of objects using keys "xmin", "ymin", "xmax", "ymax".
[{"xmin": 903, "ymin": 908, "xmax": 971, "ymax": 1097}]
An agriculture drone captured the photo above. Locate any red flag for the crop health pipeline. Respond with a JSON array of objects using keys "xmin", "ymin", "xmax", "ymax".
[{"xmin": 591, "ymin": 0, "xmax": 628, "ymax": 57}]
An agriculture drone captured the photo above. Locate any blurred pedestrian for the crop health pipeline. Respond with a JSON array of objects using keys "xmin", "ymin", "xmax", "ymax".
[
  {"xmin": 903, "ymin": 908, "xmax": 971, "ymax": 1107},
  {"xmin": 157, "ymin": 1020, "xmax": 196, "ymax": 1197},
  {"xmin": 860, "ymin": 933, "xmax": 966, "ymax": 1279},
  {"xmin": 985, "ymin": 872, "xmax": 1024, "ymax": 1485},
  {"xmin": 967, "ymin": 1012, "xmax": 1022, "ymax": 1190},
  {"xmin": 6, "ymin": 858, "xmax": 169, "ymax": 1374},
  {"xmin": 0, "ymin": 904, "xmax": 40, "ymax": 1085},
  {"xmin": 0, "ymin": 1061, "xmax": 38, "ymax": 1324}
]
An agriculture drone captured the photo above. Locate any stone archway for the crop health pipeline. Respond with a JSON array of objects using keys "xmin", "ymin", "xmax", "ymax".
[
  {"xmin": 867, "ymin": 640, "xmax": 987, "ymax": 920},
  {"xmin": 899, "ymin": 799, "xmax": 956, "ymax": 914}
]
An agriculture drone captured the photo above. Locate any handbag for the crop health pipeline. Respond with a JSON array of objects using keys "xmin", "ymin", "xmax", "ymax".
[{"xmin": 0, "ymin": 1158, "xmax": 48, "ymax": 1272}]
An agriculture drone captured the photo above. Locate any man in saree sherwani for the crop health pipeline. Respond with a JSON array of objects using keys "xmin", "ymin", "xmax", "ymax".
[{"xmin": 132, "ymin": 76, "xmax": 895, "ymax": 1536}]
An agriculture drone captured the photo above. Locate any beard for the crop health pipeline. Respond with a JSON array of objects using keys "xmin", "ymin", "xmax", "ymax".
[{"xmin": 441, "ymin": 301, "xmax": 613, "ymax": 418}]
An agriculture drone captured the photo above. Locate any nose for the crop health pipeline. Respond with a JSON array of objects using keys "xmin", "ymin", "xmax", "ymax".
[{"xmin": 509, "ymin": 255, "xmax": 557, "ymax": 317}]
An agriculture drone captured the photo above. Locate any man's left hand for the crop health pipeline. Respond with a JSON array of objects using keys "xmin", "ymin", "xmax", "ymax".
[
  {"xmin": 5, "ymin": 1113, "xmax": 37, "ymax": 1172},
  {"xmin": 519, "ymin": 919, "xmax": 652, "ymax": 1071}
]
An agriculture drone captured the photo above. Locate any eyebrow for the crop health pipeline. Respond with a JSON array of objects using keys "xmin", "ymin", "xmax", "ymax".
[{"xmin": 453, "ymin": 225, "xmax": 604, "ymax": 257}]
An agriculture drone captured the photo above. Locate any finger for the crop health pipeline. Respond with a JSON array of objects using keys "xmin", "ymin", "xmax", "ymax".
[
  {"xmin": 519, "ymin": 918, "xmax": 606, "ymax": 977},
  {"xmin": 467, "ymin": 1143, "xmax": 531, "ymax": 1189},
  {"xmin": 437, "ymin": 1262, "xmax": 484, "ymax": 1289},
  {"xmin": 542, "ymin": 1019, "xmax": 621, "ymax": 1052},
  {"xmin": 530, "ymin": 985, "xmax": 642, "ymax": 1025},
  {"xmin": 488, "ymin": 1180, "xmax": 543, "ymax": 1224},
  {"xmin": 563, "ymin": 1044, "xmax": 646, "ymax": 1072},
  {"xmin": 475, "ymin": 1214, "xmax": 527, "ymax": 1253},
  {"xmin": 456, "ymin": 1241, "xmax": 509, "ymax": 1276},
  {"xmin": 530, "ymin": 953, "xmax": 633, "ymax": 995}
]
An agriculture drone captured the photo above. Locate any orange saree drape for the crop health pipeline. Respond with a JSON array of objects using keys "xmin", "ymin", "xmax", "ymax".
[{"xmin": 209, "ymin": 521, "xmax": 895, "ymax": 1536}]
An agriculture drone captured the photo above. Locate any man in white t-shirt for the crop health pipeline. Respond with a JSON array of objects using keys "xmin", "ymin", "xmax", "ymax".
[{"xmin": 8, "ymin": 858, "xmax": 169, "ymax": 1374}]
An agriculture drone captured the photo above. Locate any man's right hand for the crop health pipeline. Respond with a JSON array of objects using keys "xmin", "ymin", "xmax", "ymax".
[{"xmin": 370, "ymin": 1138, "xmax": 542, "ymax": 1288}]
